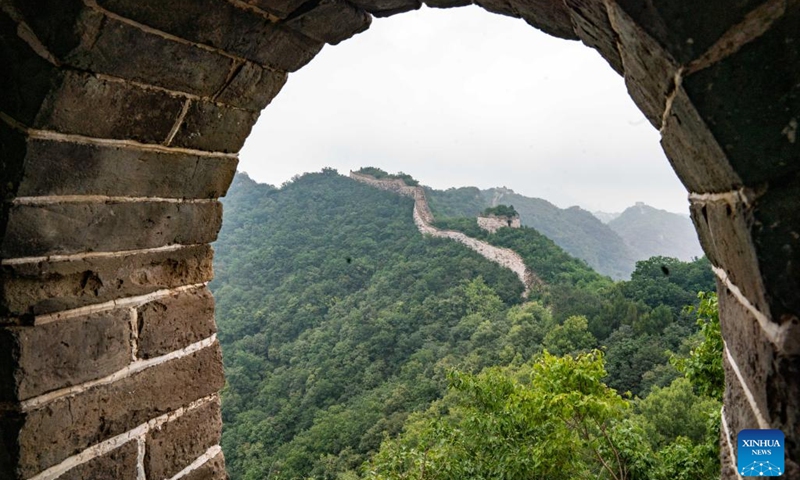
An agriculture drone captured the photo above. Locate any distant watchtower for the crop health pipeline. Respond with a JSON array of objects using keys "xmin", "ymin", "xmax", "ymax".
[{"xmin": 477, "ymin": 205, "xmax": 521, "ymax": 233}]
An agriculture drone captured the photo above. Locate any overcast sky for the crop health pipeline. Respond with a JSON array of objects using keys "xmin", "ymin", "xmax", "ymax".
[{"xmin": 238, "ymin": 5, "xmax": 690, "ymax": 214}]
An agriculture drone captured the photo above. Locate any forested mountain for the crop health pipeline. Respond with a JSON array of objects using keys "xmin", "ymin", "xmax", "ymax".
[
  {"xmin": 608, "ymin": 202, "xmax": 703, "ymax": 262},
  {"xmin": 212, "ymin": 170, "xmax": 719, "ymax": 480}
]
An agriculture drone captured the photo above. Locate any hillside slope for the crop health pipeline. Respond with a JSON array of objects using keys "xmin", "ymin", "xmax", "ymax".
[{"xmin": 608, "ymin": 203, "xmax": 703, "ymax": 261}]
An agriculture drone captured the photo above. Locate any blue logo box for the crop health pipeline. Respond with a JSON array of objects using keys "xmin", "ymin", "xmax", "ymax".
[{"xmin": 738, "ymin": 429, "xmax": 784, "ymax": 477}]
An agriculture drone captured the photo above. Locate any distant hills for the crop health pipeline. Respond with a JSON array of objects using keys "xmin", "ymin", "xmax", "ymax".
[{"xmin": 426, "ymin": 187, "xmax": 702, "ymax": 279}]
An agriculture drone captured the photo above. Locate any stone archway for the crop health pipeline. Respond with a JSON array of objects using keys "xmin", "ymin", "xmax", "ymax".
[{"xmin": 0, "ymin": 0, "xmax": 797, "ymax": 478}]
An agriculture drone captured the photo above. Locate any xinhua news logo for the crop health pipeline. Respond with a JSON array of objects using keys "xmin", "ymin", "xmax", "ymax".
[{"xmin": 738, "ymin": 429, "xmax": 784, "ymax": 477}]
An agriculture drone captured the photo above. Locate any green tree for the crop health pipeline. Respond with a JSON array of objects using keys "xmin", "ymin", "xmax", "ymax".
[{"xmin": 672, "ymin": 292, "xmax": 723, "ymax": 400}]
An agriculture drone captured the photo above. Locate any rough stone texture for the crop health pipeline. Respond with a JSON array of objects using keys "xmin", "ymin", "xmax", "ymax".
[
  {"xmin": 31, "ymin": 71, "xmax": 185, "ymax": 144},
  {"xmin": 1, "ymin": 245, "xmax": 214, "ymax": 318},
  {"xmin": 145, "ymin": 397, "xmax": 222, "ymax": 480},
  {"xmin": 661, "ymin": 86, "xmax": 742, "ymax": 193},
  {"xmin": 182, "ymin": 452, "xmax": 228, "ymax": 480},
  {"xmin": 474, "ymin": 0, "xmax": 519, "ymax": 19},
  {"xmin": 613, "ymin": 0, "xmax": 768, "ymax": 65},
  {"xmin": 2, "ymin": 201, "xmax": 222, "ymax": 258},
  {"xmin": 606, "ymin": 0, "xmax": 679, "ymax": 128},
  {"xmin": 423, "ymin": 0, "xmax": 471, "ymax": 8},
  {"xmin": 563, "ymin": 0, "xmax": 623, "ymax": 74},
  {"xmin": 17, "ymin": 343, "xmax": 223, "ymax": 478},
  {"xmin": 719, "ymin": 427, "xmax": 739, "ymax": 480},
  {"xmin": 3, "ymin": 308, "xmax": 132, "ymax": 401},
  {"xmin": 137, "ymin": 287, "xmax": 217, "ymax": 359},
  {"xmin": 215, "ymin": 61, "xmax": 288, "ymax": 111},
  {"xmin": 510, "ymin": 0, "xmax": 579, "ymax": 40},
  {"xmin": 248, "ymin": 0, "xmax": 313, "ymax": 19},
  {"xmin": 477, "ymin": 215, "xmax": 521, "ymax": 233},
  {"xmin": 96, "ymin": 0, "xmax": 324, "ymax": 71},
  {"xmin": 689, "ymin": 197, "xmax": 768, "ymax": 315},
  {"xmin": 0, "ymin": 9, "xmax": 60, "ymax": 126},
  {"xmin": 284, "ymin": 0, "xmax": 372, "ymax": 45},
  {"xmin": 0, "ymin": 412, "xmax": 24, "ymax": 480},
  {"xmin": 7, "ymin": 132, "xmax": 237, "ymax": 199},
  {"xmin": 59, "ymin": 440, "xmax": 139, "ymax": 480},
  {"xmin": 347, "ymin": 0, "xmax": 421, "ymax": 17},
  {"xmin": 169, "ymin": 100, "xmax": 260, "ymax": 153},
  {"xmin": 717, "ymin": 280, "xmax": 771, "ymax": 416},
  {"xmin": 722, "ymin": 353, "xmax": 762, "ymax": 438},
  {"xmin": 681, "ymin": 5, "xmax": 800, "ymax": 188},
  {"xmin": 752, "ymin": 176, "xmax": 800, "ymax": 323}
]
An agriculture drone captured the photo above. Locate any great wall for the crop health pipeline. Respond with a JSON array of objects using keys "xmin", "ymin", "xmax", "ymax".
[{"xmin": 349, "ymin": 172, "xmax": 539, "ymax": 298}]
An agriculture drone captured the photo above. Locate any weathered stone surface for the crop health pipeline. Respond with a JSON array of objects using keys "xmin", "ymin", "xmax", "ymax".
[
  {"xmin": 169, "ymin": 101, "xmax": 260, "ymax": 153},
  {"xmin": 606, "ymin": 0, "xmax": 679, "ymax": 127},
  {"xmin": 11, "ymin": 134, "xmax": 237, "ymax": 199},
  {"xmin": 19, "ymin": 1, "xmax": 236, "ymax": 97},
  {"xmin": 347, "ymin": 0, "xmax": 421, "ymax": 17},
  {"xmin": 722, "ymin": 353, "xmax": 762, "ymax": 437},
  {"xmin": 614, "ymin": 0, "xmax": 767, "ymax": 65},
  {"xmin": 510, "ymin": 0, "xmax": 578, "ymax": 40},
  {"xmin": 661, "ymin": 86, "xmax": 742, "ymax": 193},
  {"xmin": 474, "ymin": 0, "xmax": 519, "ymax": 18},
  {"xmin": 0, "ymin": 329, "xmax": 19, "ymax": 402},
  {"xmin": 248, "ymin": 0, "xmax": 312, "ymax": 19},
  {"xmin": 145, "ymin": 397, "xmax": 221, "ymax": 480},
  {"xmin": 32, "ymin": 71, "xmax": 185, "ymax": 144},
  {"xmin": 4, "ymin": 308, "xmax": 132, "ymax": 401},
  {"xmin": 285, "ymin": 0, "xmax": 371, "ymax": 45},
  {"xmin": 182, "ymin": 452, "xmax": 227, "ymax": 480},
  {"xmin": 137, "ymin": 287, "xmax": 217, "ymax": 359},
  {"xmin": 717, "ymin": 280, "xmax": 772, "ymax": 415},
  {"xmin": 59, "ymin": 440, "xmax": 138, "ymax": 480},
  {"xmin": 0, "ymin": 9, "xmax": 60, "ymax": 126},
  {"xmin": 1, "ymin": 245, "xmax": 214, "ymax": 318},
  {"xmin": 96, "ymin": 0, "xmax": 324, "ymax": 72},
  {"xmin": 766, "ymin": 354, "xmax": 800, "ymax": 474},
  {"xmin": 690, "ymin": 197, "xmax": 768, "ymax": 315},
  {"xmin": 422, "ymin": 0, "xmax": 471, "ymax": 8},
  {"xmin": 719, "ymin": 428, "xmax": 738, "ymax": 480},
  {"xmin": 18, "ymin": 343, "xmax": 224, "ymax": 477},
  {"xmin": 0, "ymin": 412, "xmax": 23, "ymax": 480},
  {"xmin": 564, "ymin": 0, "xmax": 623, "ymax": 74},
  {"xmin": 215, "ymin": 62, "xmax": 288, "ymax": 111},
  {"xmin": 2, "ymin": 201, "xmax": 222, "ymax": 258},
  {"xmin": 752, "ymin": 176, "xmax": 800, "ymax": 328},
  {"xmin": 682, "ymin": 6, "xmax": 800, "ymax": 187}
]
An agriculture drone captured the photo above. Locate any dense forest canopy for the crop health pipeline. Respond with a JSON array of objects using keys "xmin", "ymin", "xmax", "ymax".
[
  {"xmin": 354, "ymin": 167, "xmax": 420, "ymax": 186},
  {"xmin": 212, "ymin": 170, "xmax": 719, "ymax": 480}
]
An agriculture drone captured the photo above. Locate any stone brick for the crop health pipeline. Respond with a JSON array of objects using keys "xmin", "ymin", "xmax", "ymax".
[
  {"xmin": 96, "ymin": 0, "xmax": 323, "ymax": 71},
  {"xmin": 182, "ymin": 451, "xmax": 228, "ymax": 480},
  {"xmin": 145, "ymin": 397, "xmax": 221, "ymax": 479},
  {"xmin": 422, "ymin": 0, "xmax": 471, "ymax": 8},
  {"xmin": 215, "ymin": 62, "xmax": 288, "ymax": 111},
  {"xmin": 510, "ymin": 0, "xmax": 578, "ymax": 40},
  {"xmin": 766, "ymin": 353, "xmax": 800, "ymax": 468},
  {"xmin": 474, "ymin": 0, "xmax": 519, "ymax": 18},
  {"xmin": 137, "ymin": 287, "xmax": 217, "ymax": 359},
  {"xmin": 661, "ymin": 86, "xmax": 742, "ymax": 193},
  {"xmin": 59, "ymin": 440, "xmax": 139, "ymax": 480},
  {"xmin": 614, "ymin": 0, "xmax": 767, "ymax": 65},
  {"xmin": 347, "ymin": 0, "xmax": 421, "ymax": 17},
  {"xmin": 682, "ymin": 6, "xmax": 800, "ymax": 187},
  {"xmin": 249, "ymin": 0, "xmax": 313, "ymax": 19},
  {"xmin": 169, "ymin": 101, "xmax": 260, "ymax": 153},
  {"xmin": 720, "ymin": 428, "xmax": 738, "ymax": 480},
  {"xmin": 32, "ymin": 70, "xmax": 185, "ymax": 144},
  {"xmin": 2, "ymin": 201, "xmax": 222, "ymax": 258},
  {"xmin": 717, "ymin": 280, "xmax": 772, "ymax": 415},
  {"xmin": 10, "ymin": 134, "xmax": 237, "ymax": 199},
  {"xmin": 20, "ymin": 1, "xmax": 236, "ymax": 97},
  {"xmin": 0, "ymin": 245, "xmax": 214, "ymax": 318},
  {"xmin": 0, "ymin": 412, "xmax": 24, "ymax": 480},
  {"xmin": 285, "ymin": 0, "xmax": 372, "ymax": 45},
  {"xmin": 3, "ymin": 308, "xmax": 132, "ymax": 401},
  {"xmin": 606, "ymin": 1, "xmax": 679, "ymax": 127},
  {"xmin": 722, "ymin": 353, "xmax": 762, "ymax": 436},
  {"xmin": 564, "ymin": 0, "xmax": 623, "ymax": 74},
  {"xmin": 752, "ymin": 176, "xmax": 800, "ymax": 322},
  {"xmin": 689, "ymin": 197, "xmax": 768, "ymax": 315},
  {"xmin": 0, "ymin": 9, "xmax": 60, "ymax": 126},
  {"xmin": 18, "ymin": 343, "xmax": 224, "ymax": 477}
]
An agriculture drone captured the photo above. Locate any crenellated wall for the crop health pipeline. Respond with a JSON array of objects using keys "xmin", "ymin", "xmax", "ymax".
[{"xmin": 1, "ymin": 0, "xmax": 798, "ymax": 478}]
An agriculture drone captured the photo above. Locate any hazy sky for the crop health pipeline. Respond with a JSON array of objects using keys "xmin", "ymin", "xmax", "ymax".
[{"xmin": 238, "ymin": 5, "xmax": 690, "ymax": 214}]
